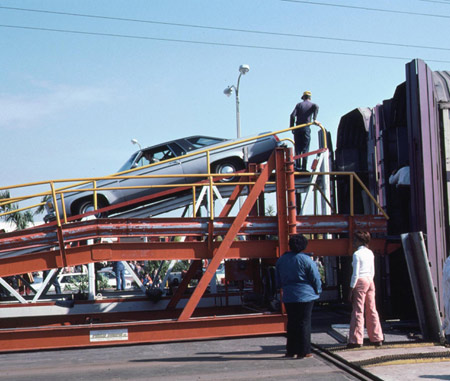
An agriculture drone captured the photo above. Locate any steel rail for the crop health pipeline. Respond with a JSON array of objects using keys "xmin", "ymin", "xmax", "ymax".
[
  {"xmin": 353, "ymin": 350, "xmax": 450, "ymax": 367},
  {"xmin": 0, "ymin": 215, "xmax": 389, "ymax": 253},
  {"xmin": 314, "ymin": 341, "xmax": 450, "ymax": 378},
  {"xmin": 312, "ymin": 343, "xmax": 384, "ymax": 381}
]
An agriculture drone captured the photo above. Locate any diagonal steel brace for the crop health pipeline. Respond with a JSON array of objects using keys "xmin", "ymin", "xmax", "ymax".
[{"xmin": 178, "ymin": 150, "xmax": 279, "ymax": 321}]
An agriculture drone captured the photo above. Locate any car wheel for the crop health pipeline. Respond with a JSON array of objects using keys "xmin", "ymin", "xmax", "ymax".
[
  {"xmin": 76, "ymin": 199, "xmax": 107, "ymax": 218},
  {"xmin": 212, "ymin": 159, "xmax": 245, "ymax": 182}
]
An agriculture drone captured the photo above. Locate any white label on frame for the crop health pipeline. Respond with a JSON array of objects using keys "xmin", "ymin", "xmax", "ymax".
[{"xmin": 90, "ymin": 329, "xmax": 129, "ymax": 342}]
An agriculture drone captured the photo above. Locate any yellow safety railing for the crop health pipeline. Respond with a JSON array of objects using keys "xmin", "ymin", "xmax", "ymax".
[
  {"xmin": 0, "ymin": 171, "xmax": 388, "ymax": 225},
  {"xmin": 0, "ymin": 122, "xmax": 387, "ymax": 227}
]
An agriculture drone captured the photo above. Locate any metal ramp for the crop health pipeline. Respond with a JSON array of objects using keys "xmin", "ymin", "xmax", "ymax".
[{"xmin": 0, "ymin": 141, "xmax": 395, "ymax": 352}]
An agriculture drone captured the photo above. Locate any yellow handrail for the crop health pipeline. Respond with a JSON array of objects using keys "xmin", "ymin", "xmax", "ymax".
[
  {"xmin": 0, "ymin": 171, "xmax": 387, "ymax": 222},
  {"xmin": 0, "ymin": 122, "xmax": 387, "ymax": 223}
]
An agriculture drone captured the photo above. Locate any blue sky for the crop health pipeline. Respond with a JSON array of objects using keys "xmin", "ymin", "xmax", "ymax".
[{"xmin": 1, "ymin": 0, "xmax": 450, "ymax": 195}]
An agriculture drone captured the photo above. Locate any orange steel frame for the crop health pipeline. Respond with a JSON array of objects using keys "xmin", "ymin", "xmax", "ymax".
[{"xmin": 0, "ymin": 147, "xmax": 394, "ymax": 352}]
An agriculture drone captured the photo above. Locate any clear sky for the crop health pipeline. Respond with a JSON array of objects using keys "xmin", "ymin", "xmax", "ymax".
[{"xmin": 1, "ymin": 0, "xmax": 450, "ymax": 196}]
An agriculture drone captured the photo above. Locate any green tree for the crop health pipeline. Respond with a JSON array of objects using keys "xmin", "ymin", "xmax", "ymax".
[
  {"xmin": 5, "ymin": 205, "xmax": 34, "ymax": 230},
  {"xmin": 144, "ymin": 260, "xmax": 190, "ymax": 280},
  {"xmin": 34, "ymin": 194, "xmax": 50, "ymax": 216},
  {"xmin": 0, "ymin": 190, "xmax": 34, "ymax": 230},
  {"xmin": 266, "ymin": 205, "xmax": 276, "ymax": 216},
  {"xmin": 0, "ymin": 190, "xmax": 11, "ymax": 214}
]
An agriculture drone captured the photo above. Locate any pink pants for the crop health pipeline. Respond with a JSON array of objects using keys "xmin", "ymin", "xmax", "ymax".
[{"xmin": 349, "ymin": 277, "xmax": 384, "ymax": 344}]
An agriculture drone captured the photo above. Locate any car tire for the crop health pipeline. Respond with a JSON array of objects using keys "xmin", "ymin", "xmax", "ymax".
[
  {"xmin": 212, "ymin": 159, "xmax": 245, "ymax": 182},
  {"xmin": 76, "ymin": 199, "xmax": 107, "ymax": 218}
]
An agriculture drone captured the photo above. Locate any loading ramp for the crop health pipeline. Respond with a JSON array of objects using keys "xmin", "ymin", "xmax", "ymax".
[{"xmin": 0, "ymin": 127, "xmax": 396, "ymax": 352}]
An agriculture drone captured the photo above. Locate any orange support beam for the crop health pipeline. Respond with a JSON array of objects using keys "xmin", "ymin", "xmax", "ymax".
[
  {"xmin": 0, "ymin": 215, "xmax": 389, "ymax": 278},
  {"xmin": 166, "ymin": 260, "xmax": 202, "ymax": 310},
  {"xmin": 218, "ymin": 176, "xmax": 247, "ymax": 218},
  {"xmin": 0, "ymin": 314, "xmax": 286, "ymax": 353},
  {"xmin": 285, "ymin": 147, "xmax": 297, "ymax": 235},
  {"xmin": 178, "ymin": 151, "xmax": 277, "ymax": 321},
  {"xmin": 275, "ymin": 148, "xmax": 290, "ymax": 256}
]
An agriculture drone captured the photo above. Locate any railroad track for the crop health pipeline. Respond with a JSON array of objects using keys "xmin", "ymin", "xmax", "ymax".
[
  {"xmin": 312, "ymin": 344, "xmax": 384, "ymax": 381},
  {"xmin": 313, "ymin": 341, "xmax": 450, "ymax": 380}
]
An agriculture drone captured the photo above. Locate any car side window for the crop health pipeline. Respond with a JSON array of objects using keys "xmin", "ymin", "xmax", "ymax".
[
  {"xmin": 170, "ymin": 143, "xmax": 186, "ymax": 156},
  {"xmin": 138, "ymin": 145, "xmax": 177, "ymax": 167}
]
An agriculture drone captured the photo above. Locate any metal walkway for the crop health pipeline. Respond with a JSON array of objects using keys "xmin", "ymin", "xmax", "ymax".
[{"xmin": 0, "ymin": 146, "xmax": 395, "ymax": 352}]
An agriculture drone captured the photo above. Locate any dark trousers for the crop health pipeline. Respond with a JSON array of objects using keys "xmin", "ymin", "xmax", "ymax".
[
  {"xmin": 116, "ymin": 269, "xmax": 126, "ymax": 290},
  {"xmin": 43, "ymin": 270, "xmax": 62, "ymax": 294},
  {"xmin": 293, "ymin": 127, "xmax": 311, "ymax": 170},
  {"xmin": 284, "ymin": 301, "xmax": 314, "ymax": 356}
]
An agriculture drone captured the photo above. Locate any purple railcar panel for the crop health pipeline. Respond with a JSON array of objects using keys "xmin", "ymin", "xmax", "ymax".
[
  {"xmin": 373, "ymin": 104, "xmax": 387, "ymax": 212},
  {"xmin": 406, "ymin": 61, "xmax": 423, "ymax": 232},
  {"xmin": 433, "ymin": 72, "xmax": 450, "ymax": 259},
  {"xmin": 367, "ymin": 107, "xmax": 377, "ymax": 214},
  {"xmin": 421, "ymin": 62, "xmax": 445, "ymax": 311},
  {"xmin": 433, "ymin": 71, "xmax": 450, "ymax": 103},
  {"xmin": 406, "ymin": 59, "xmax": 446, "ymax": 312}
]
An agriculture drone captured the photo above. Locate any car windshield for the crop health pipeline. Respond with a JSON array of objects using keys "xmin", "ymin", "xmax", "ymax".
[{"xmin": 117, "ymin": 152, "xmax": 140, "ymax": 172}]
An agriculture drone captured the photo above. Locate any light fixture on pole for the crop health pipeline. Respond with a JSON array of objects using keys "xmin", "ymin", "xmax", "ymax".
[
  {"xmin": 224, "ymin": 64, "xmax": 250, "ymax": 139},
  {"xmin": 224, "ymin": 65, "xmax": 250, "ymax": 211},
  {"xmin": 131, "ymin": 138, "xmax": 142, "ymax": 150}
]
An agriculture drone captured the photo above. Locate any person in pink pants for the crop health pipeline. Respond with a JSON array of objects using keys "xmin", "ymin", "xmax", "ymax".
[{"xmin": 347, "ymin": 231, "xmax": 384, "ymax": 348}]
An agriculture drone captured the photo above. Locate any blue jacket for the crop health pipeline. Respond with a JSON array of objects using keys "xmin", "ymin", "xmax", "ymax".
[
  {"xmin": 276, "ymin": 251, "xmax": 322, "ymax": 303},
  {"xmin": 114, "ymin": 261, "xmax": 125, "ymax": 272}
]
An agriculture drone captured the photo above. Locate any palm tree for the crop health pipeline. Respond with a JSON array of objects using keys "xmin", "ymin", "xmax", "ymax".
[
  {"xmin": 34, "ymin": 194, "xmax": 50, "ymax": 216},
  {"xmin": 4, "ymin": 204, "xmax": 34, "ymax": 230},
  {"xmin": 0, "ymin": 190, "xmax": 34, "ymax": 231},
  {"xmin": 0, "ymin": 190, "xmax": 11, "ymax": 214}
]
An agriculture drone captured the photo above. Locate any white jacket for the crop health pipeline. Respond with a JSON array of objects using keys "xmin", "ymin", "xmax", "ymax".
[{"xmin": 350, "ymin": 245, "xmax": 375, "ymax": 288}]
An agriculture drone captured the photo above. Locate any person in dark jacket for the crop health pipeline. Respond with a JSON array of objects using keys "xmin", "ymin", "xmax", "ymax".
[
  {"xmin": 276, "ymin": 234, "xmax": 322, "ymax": 359},
  {"xmin": 290, "ymin": 91, "xmax": 319, "ymax": 171}
]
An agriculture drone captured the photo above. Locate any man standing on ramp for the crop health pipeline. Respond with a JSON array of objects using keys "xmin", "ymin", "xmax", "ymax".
[{"xmin": 290, "ymin": 91, "xmax": 319, "ymax": 171}]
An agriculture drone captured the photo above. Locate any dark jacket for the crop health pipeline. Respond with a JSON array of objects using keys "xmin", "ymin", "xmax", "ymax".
[
  {"xmin": 113, "ymin": 261, "xmax": 125, "ymax": 272},
  {"xmin": 275, "ymin": 251, "xmax": 322, "ymax": 303},
  {"xmin": 290, "ymin": 100, "xmax": 319, "ymax": 127}
]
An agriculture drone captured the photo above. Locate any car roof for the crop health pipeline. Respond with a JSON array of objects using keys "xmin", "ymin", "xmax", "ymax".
[{"xmin": 139, "ymin": 135, "xmax": 228, "ymax": 152}]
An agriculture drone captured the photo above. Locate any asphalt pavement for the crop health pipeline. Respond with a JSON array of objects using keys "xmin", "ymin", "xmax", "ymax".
[
  {"xmin": 0, "ymin": 336, "xmax": 359, "ymax": 381},
  {"xmin": 0, "ymin": 306, "xmax": 449, "ymax": 380}
]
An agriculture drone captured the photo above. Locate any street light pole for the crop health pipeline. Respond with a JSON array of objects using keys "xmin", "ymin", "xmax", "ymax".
[
  {"xmin": 131, "ymin": 138, "xmax": 142, "ymax": 150},
  {"xmin": 224, "ymin": 64, "xmax": 250, "ymax": 140},
  {"xmin": 224, "ymin": 65, "xmax": 250, "ymax": 211},
  {"xmin": 235, "ymin": 71, "xmax": 243, "ymax": 139}
]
